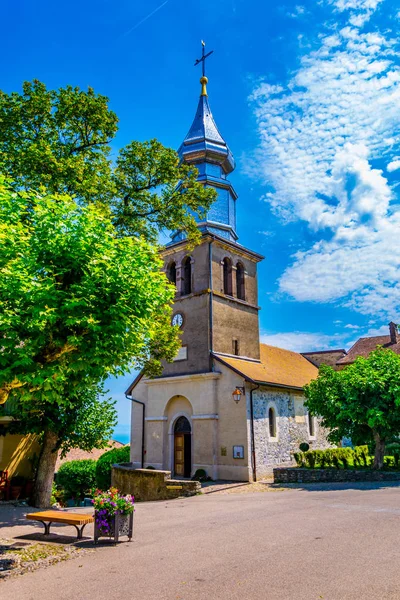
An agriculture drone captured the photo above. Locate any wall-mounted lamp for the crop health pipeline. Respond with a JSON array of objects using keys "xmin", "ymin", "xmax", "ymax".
[{"xmin": 232, "ymin": 386, "xmax": 245, "ymax": 404}]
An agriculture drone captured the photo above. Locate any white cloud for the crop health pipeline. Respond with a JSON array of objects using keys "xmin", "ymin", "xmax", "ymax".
[
  {"xmin": 250, "ymin": 3, "xmax": 400, "ymax": 322},
  {"xmin": 328, "ymin": 0, "xmax": 385, "ymax": 26},
  {"xmin": 260, "ymin": 331, "xmax": 347, "ymax": 352},
  {"xmin": 387, "ymin": 159, "xmax": 400, "ymax": 172},
  {"xmin": 287, "ymin": 5, "xmax": 307, "ymax": 18}
]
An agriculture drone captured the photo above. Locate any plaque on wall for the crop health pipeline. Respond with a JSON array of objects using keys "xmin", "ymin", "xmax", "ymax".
[
  {"xmin": 233, "ymin": 445, "xmax": 244, "ymax": 459},
  {"xmin": 173, "ymin": 345, "xmax": 188, "ymax": 362}
]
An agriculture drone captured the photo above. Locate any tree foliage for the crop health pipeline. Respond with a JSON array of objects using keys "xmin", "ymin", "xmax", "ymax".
[
  {"xmin": 95, "ymin": 445, "xmax": 131, "ymax": 490},
  {"xmin": 0, "ymin": 178, "xmax": 180, "ymax": 504},
  {"xmin": 57, "ymin": 459, "xmax": 97, "ymax": 500},
  {"xmin": 305, "ymin": 348, "xmax": 400, "ymax": 469},
  {"xmin": 0, "ymin": 80, "xmax": 215, "ymax": 243}
]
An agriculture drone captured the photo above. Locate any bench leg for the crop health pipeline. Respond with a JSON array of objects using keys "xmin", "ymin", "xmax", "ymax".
[
  {"xmin": 73, "ymin": 524, "xmax": 87, "ymax": 540},
  {"xmin": 41, "ymin": 521, "xmax": 52, "ymax": 536}
]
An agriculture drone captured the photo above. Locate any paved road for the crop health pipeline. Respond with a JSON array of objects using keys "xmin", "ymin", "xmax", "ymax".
[{"xmin": 2, "ymin": 482, "xmax": 400, "ymax": 600}]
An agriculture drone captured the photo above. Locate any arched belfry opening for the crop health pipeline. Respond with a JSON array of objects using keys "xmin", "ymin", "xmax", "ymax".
[
  {"xmin": 182, "ymin": 256, "xmax": 192, "ymax": 295},
  {"xmin": 223, "ymin": 257, "xmax": 233, "ymax": 296},
  {"xmin": 174, "ymin": 416, "xmax": 192, "ymax": 478},
  {"xmin": 167, "ymin": 261, "xmax": 176, "ymax": 286},
  {"xmin": 236, "ymin": 262, "xmax": 245, "ymax": 300}
]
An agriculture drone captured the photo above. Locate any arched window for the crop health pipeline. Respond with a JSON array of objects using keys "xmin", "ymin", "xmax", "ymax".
[
  {"xmin": 236, "ymin": 262, "xmax": 245, "ymax": 300},
  {"xmin": 308, "ymin": 412, "xmax": 315, "ymax": 437},
  {"xmin": 223, "ymin": 258, "xmax": 233, "ymax": 296},
  {"xmin": 167, "ymin": 261, "xmax": 176, "ymax": 285},
  {"xmin": 174, "ymin": 416, "xmax": 191, "ymax": 433},
  {"xmin": 268, "ymin": 407, "xmax": 277, "ymax": 438},
  {"xmin": 182, "ymin": 256, "xmax": 192, "ymax": 295}
]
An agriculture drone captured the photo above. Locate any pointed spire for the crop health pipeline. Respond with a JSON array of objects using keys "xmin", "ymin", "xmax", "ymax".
[
  {"xmin": 178, "ymin": 72, "xmax": 235, "ymax": 174},
  {"xmin": 171, "ymin": 45, "xmax": 238, "ymax": 245}
]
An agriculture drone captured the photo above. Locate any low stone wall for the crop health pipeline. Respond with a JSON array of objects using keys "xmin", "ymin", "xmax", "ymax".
[
  {"xmin": 111, "ymin": 464, "xmax": 201, "ymax": 501},
  {"xmin": 274, "ymin": 467, "xmax": 400, "ymax": 484}
]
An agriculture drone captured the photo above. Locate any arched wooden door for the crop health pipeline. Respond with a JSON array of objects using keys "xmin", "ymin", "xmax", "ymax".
[{"xmin": 174, "ymin": 416, "xmax": 191, "ymax": 478}]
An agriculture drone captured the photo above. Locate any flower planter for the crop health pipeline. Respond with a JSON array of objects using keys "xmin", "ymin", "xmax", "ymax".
[{"xmin": 94, "ymin": 511, "xmax": 133, "ymax": 544}]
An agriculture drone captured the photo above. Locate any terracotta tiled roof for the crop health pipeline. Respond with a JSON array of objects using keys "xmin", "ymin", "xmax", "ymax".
[
  {"xmin": 55, "ymin": 440, "xmax": 125, "ymax": 472},
  {"xmin": 336, "ymin": 335, "xmax": 400, "ymax": 365},
  {"xmin": 213, "ymin": 343, "xmax": 318, "ymax": 389}
]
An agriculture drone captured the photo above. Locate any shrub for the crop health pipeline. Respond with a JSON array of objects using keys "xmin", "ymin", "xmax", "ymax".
[
  {"xmin": 57, "ymin": 459, "xmax": 96, "ymax": 500},
  {"xmin": 191, "ymin": 469, "xmax": 211, "ymax": 482},
  {"xmin": 339, "ymin": 448, "xmax": 354, "ymax": 469},
  {"xmin": 313, "ymin": 450, "xmax": 323, "ymax": 468},
  {"xmin": 299, "ymin": 442, "xmax": 310, "ymax": 453},
  {"xmin": 95, "ymin": 446, "xmax": 130, "ymax": 490},
  {"xmin": 323, "ymin": 449, "xmax": 335, "ymax": 468},
  {"xmin": 331, "ymin": 452, "xmax": 341, "ymax": 469},
  {"xmin": 393, "ymin": 450, "xmax": 400, "ymax": 469},
  {"xmin": 293, "ymin": 452, "xmax": 305, "ymax": 467},
  {"xmin": 304, "ymin": 451, "xmax": 316, "ymax": 469},
  {"xmin": 384, "ymin": 456, "xmax": 395, "ymax": 470}
]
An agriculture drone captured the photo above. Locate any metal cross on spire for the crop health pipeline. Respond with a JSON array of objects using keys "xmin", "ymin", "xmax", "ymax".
[{"xmin": 194, "ymin": 40, "xmax": 214, "ymax": 77}]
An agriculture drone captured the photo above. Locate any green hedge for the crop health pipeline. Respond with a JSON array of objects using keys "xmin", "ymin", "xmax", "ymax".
[
  {"xmin": 57, "ymin": 459, "xmax": 97, "ymax": 500},
  {"xmin": 293, "ymin": 446, "xmax": 371, "ymax": 469},
  {"xmin": 95, "ymin": 445, "xmax": 131, "ymax": 490}
]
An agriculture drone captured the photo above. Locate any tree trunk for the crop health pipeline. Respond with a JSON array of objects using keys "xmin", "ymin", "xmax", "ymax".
[
  {"xmin": 373, "ymin": 431, "xmax": 385, "ymax": 470},
  {"xmin": 32, "ymin": 430, "xmax": 59, "ymax": 508}
]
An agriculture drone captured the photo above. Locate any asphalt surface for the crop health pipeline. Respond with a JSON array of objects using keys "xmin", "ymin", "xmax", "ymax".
[{"xmin": 2, "ymin": 482, "xmax": 400, "ymax": 600}]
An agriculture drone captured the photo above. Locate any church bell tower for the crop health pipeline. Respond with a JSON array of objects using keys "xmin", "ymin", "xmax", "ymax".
[{"xmin": 162, "ymin": 44, "xmax": 263, "ymax": 376}]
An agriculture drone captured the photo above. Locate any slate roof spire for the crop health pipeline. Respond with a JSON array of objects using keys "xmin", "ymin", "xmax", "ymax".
[
  {"xmin": 178, "ymin": 76, "xmax": 235, "ymax": 175},
  {"xmin": 171, "ymin": 43, "xmax": 238, "ymax": 244}
]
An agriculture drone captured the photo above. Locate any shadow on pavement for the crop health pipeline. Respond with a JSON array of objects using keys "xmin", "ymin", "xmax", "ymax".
[{"xmin": 276, "ymin": 480, "xmax": 400, "ymax": 492}]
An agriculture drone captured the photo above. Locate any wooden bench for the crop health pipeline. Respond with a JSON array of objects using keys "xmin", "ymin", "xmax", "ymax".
[{"xmin": 27, "ymin": 511, "xmax": 94, "ymax": 540}]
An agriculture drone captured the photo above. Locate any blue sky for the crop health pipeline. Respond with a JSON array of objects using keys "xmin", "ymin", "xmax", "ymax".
[{"xmin": 4, "ymin": 0, "xmax": 400, "ymax": 441}]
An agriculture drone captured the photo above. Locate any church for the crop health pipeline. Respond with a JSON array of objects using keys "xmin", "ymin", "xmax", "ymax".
[{"xmin": 126, "ymin": 56, "xmax": 330, "ymax": 481}]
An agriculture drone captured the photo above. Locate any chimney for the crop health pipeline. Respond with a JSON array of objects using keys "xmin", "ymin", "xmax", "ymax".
[{"xmin": 389, "ymin": 322, "xmax": 399, "ymax": 345}]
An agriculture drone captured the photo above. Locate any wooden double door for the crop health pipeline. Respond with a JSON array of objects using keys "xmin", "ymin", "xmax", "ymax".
[{"xmin": 174, "ymin": 417, "xmax": 192, "ymax": 478}]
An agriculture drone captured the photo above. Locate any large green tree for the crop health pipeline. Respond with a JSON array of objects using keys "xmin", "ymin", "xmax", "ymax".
[
  {"xmin": 0, "ymin": 80, "xmax": 214, "ymax": 243},
  {"xmin": 305, "ymin": 348, "xmax": 400, "ymax": 469},
  {"xmin": 0, "ymin": 178, "xmax": 180, "ymax": 506}
]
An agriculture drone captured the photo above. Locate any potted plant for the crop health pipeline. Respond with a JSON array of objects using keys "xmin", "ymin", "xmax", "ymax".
[
  {"xmin": 10, "ymin": 475, "xmax": 26, "ymax": 500},
  {"xmin": 92, "ymin": 487, "xmax": 134, "ymax": 544}
]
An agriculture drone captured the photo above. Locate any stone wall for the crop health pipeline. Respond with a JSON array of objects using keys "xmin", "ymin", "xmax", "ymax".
[
  {"xmin": 274, "ymin": 467, "xmax": 400, "ymax": 484},
  {"xmin": 112, "ymin": 464, "xmax": 200, "ymax": 502},
  {"xmin": 249, "ymin": 387, "xmax": 332, "ymax": 479}
]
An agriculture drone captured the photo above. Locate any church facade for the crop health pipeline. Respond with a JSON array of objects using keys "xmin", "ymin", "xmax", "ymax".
[{"xmin": 127, "ymin": 68, "xmax": 330, "ymax": 481}]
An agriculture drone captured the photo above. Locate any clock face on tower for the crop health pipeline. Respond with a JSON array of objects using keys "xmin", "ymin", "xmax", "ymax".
[{"xmin": 172, "ymin": 313, "xmax": 184, "ymax": 328}]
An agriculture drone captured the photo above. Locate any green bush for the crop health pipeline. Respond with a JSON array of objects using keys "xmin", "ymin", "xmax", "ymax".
[
  {"xmin": 57, "ymin": 459, "xmax": 96, "ymax": 500},
  {"xmin": 191, "ymin": 468, "xmax": 212, "ymax": 482},
  {"xmin": 384, "ymin": 456, "xmax": 395, "ymax": 469},
  {"xmin": 299, "ymin": 442, "xmax": 310, "ymax": 453},
  {"xmin": 339, "ymin": 448, "xmax": 354, "ymax": 468},
  {"xmin": 292, "ymin": 446, "xmax": 376, "ymax": 470},
  {"xmin": 293, "ymin": 452, "xmax": 305, "ymax": 467},
  {"xmin": 95, "ymin": 445, "xmax": 130, "ymax": 490},
  {"xmin": 304, "ymin": 451, "xmax": 316, "ymax": 469}
]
